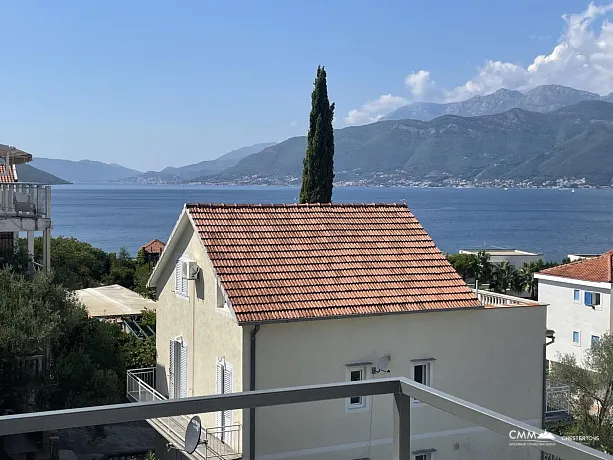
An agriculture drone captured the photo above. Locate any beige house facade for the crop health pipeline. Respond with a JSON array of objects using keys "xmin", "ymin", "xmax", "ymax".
[{"xmin": 147, "ymin": 203, "xmax": 547, "ymax": 460}]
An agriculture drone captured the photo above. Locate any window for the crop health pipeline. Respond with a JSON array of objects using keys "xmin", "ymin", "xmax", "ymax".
[
  {"xmin": 413, "ymin": 362, "xmax": 432, "ymax": 386},
  {"xmin": 572, "ymin": 331, "xmax": 581, "ymax": 345},
  {"xmin": 175, "ymin": 258, "xmax": 189, "ymax": 299},
  {"xmin": 413, "ymin": 452, "xmax": 434, "ymax": 460},
  {"xmin": 592, "ymin": 335, "xmax": 600, "ymax": 347},
  {"xmin": 573, "ymin": 289, "xmax": 580, "ymax": 302},
  {"xmin": 347, "ymin": 366, "xmax": 366, "ymax": 409},
  {"xmin": 168, "ymin": 338, "xmax": 187, "ymax": 398},
  {"xmin": 216, "ymin": 359, "xmax": 233, "ymax": 443},
  {"xmin": 584, "ymin": 291, "xmax": 601, "ymax": 308}
]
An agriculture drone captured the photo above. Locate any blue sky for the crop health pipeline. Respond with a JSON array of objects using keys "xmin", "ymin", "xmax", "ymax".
[{"xmin": 0, "ymin": 0, "xmax": 608, "ymax": 170}]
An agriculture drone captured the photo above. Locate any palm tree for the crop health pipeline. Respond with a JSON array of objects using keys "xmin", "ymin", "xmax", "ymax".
[{"xmin": 472, "ymin": 250, "xmax": 492, "ymax": 285}]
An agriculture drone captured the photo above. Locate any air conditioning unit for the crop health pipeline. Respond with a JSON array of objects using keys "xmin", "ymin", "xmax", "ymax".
[{"xmin": 181, "ymin": 259, "xmax": 199, "ymax": 280}]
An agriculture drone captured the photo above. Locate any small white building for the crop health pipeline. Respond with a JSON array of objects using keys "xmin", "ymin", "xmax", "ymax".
[
  {"xmin": 535, "ymin": 250, "xmax": 613, "ymax": 366},
  {"xmin": 459, "ymin": 248, "xmax": 543, "ymax": 267},
  {"xmin": 132, "ymin": 203, "xmax": 547, "ymax": 460}
]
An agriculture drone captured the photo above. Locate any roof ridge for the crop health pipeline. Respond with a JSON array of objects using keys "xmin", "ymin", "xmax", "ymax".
[{"xmin": 186, "ymin": 202, "xmax": 409, "ymax": 208}]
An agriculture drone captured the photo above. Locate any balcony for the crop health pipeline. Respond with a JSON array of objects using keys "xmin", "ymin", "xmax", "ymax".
[
  {"xmin": 473, "ymin": 289, "xmax": 541, "ymax": 307},
  {"xmin": 1, "ymin": 376, "xmax": 608, "ymax": 460},
  {"xmin": 0, "ymin": 183, "xmax": 51, "ymax": 232},
  {"xmin": 546, "ymin": 381, "xmax": 572, "ymax": 424},
  {"xmin": 126, "ymin": 368, "xmax": 241, "ymax": 460}
]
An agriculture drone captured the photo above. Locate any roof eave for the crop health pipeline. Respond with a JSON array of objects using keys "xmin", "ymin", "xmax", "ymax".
[{"xmin": 236, "ymin": 304, "xmax": 485, "ymax": 326}]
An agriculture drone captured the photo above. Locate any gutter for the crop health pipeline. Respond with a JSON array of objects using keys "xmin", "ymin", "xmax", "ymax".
[
  {"xmin": 542, "ymin": 330, "xmax": 555, "ymax": 427},
  {"xmin": 250, "ymin": 324, "xmax": 260, "ymax": 460}
]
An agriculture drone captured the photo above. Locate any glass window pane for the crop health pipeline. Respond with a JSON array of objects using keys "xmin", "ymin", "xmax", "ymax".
[
  {"xmin": 350, "ymin": 369, "xmax": 361, "ymax": 382},
  {"xmin": 414, "ymin": 364, "xmax": 424, "ymax": 384}
]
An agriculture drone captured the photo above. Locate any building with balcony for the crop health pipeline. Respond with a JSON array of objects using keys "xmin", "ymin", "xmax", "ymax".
[
  {"xmin": 0, "ymin": 145, "xmax": 51, "ymax": 270},
  {"xmin": 536, "ymin": 249, "xmax": 613, "ymax": 367},
  {"xmin": 135, "ymin": 203, "xmax": 554, "ymax": 460}
]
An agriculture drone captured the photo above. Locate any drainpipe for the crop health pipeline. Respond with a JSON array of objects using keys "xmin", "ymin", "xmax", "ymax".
[
  {"xmin": 250, "ymin": 324, "xmax": 260, "ymax": 460},
  {"xmin": 542, "ymin": 329, "xmax": 555, "ymax": 456}
]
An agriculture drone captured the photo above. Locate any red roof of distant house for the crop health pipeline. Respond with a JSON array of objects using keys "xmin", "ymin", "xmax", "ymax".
[
  {"xmin": 185, "ymin": 203, "xmax": 482, "ymax": 324},
  {"xmin": 141, "ymin": 239, "xmax": 166, "ymax": 255},
  {"xmin": 0, "ymin": 164, "xmax": 16, "ymax": 183},
  {"xmin": 539, "ymin": 249, "xmax": 613, "ymax": 283}
]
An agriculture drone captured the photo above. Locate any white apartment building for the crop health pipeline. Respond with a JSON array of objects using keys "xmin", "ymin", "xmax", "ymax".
[
  {"xmin": 131, "ymin": 203, "xmax": 548, "ymax": 460},
  {"xmin": 459, "ymin": 248, "xmax": 543, "ymax": 267},
  {"xmin": 535, "ymin": 250, "xmax": 613, "ymax": 366}
]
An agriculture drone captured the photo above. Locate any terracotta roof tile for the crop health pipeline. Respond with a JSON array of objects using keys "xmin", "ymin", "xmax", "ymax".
[
  {"xmin": 539, "ymin": 249, "xmax": 613, "ymax": 283},
  {"xmin": 186, "ymin": 203, "xmax": 482, "ymax": 323},
  {"xmin": 141, "ymin": 239, "xmax": 166, "ymax": 254},
  {"xmin": 0, "ymin": 164, "xmax": 15, "ymax": 183}
]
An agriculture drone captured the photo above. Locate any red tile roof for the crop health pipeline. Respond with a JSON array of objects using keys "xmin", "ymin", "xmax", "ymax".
[
  {"xmin": 539, "ymin": 249, "xmax": 613, "ymax": 283},
  {"xmin": 141, "ymin": 239, "xmax": 166, "ymax": 255},
  {"xmin": 186, "ymin": 203, "xmax": 482, "ymax": 324},
  {"xmin": 0, "ymin": 164, "xmax": 16, "ymax": 183}
]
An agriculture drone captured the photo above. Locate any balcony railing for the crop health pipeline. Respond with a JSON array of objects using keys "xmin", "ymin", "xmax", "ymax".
[
  {"xmin": 473, "ymin": 288, "xmax": 539, "ymax": 307},
  {"xmin": 126, "ymin": 368, "xmax": 241, "ymax": 459},
  {"xmin": 546, "ymin": 381, "xmax": 572, "ymax": 423},
  {"xmin": 1, "ymin": 377, "xmax": 609, "ymax": 460},
  {"xmin": 0, "ymin": 183, "xmax": 51, "ymax": 218}
]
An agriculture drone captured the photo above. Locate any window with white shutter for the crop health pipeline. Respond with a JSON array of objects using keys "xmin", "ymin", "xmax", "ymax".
[
  {"xmin": 168, "ymin": 340, "xmax": 175, "ymax": 398},
  {"xmin": 175, "ymin": 258, "xmax": 189, "ymax": 299},
  {"xmin": 216, "ymin": 359, "xmax": 233, "ymax": 444},
  {"xmin": 180, "ymin": 341, "xmax": 188, "ymax": 398},
  {"xmin": 169, "ymin": 338, "xmax": 187, "ymax": 398}
]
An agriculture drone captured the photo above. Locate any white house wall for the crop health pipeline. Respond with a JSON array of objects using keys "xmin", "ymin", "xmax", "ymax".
[
  {"xmin": 244, "ymin": 306, "xmax": 545, "ymax": 460},
  {"xmin": 154, "ymin": 223, "xmax": 244, "ymax": 446},
  {"xmin": 538, "ymin": 277, "xmax": 612, "ymax": 365}
]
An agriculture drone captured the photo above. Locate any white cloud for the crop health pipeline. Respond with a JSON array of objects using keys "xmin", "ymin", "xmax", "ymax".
[
  {"xmin": 289, "ymin": 120, "xmax": 297, "ymax": 127},
  {"xmin": 344, "ymin": 94, "xmax": 408, "ymax": 126},
  {"xmin": 344, "ymin": 2, "xmax": 613, "ymax": 124},
  {"xmin": 404, "ymin": 70, "xmax": 438, "ymax": 100}
]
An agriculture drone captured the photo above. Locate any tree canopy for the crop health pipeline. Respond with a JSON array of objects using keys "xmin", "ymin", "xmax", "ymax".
[
  {"xmin": 299, "ymin": 66, "xmax": 335, "ymax": 204},
  {"xmin": 549, "ymin": 333, "xmax": 613, "ymax": 453}
]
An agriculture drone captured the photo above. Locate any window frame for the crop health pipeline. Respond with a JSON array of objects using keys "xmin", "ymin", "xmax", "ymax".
[
  {"xmin": 591, "ymin": 335, "xmax": 601, "ymax": 347},
  {"xmin": 572, "ymin": 330, "xmax": 581, "ymax": 346},
  {"xmin": 573, "ymin": 289, "xmax": 581, "ymax": 302},
  {"xmin": 411, "ymin": 360, "xmax": 433, "ymax": 406},
  {"xmin": 413, "ymin": 452, "xmax": 433, "ymax": 460},
  {"xmin": 345, "ymin": 364, "xmax": 369, "ymax": 412}
]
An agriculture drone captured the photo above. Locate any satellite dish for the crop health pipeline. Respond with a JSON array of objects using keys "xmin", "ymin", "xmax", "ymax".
[
  {"xmin": 184, "ymin": 415, "xmax": 202, "ymax": 454},
  {"xmin": 374, "ymin": 355, "xmax": 391, "ymax": 374}
]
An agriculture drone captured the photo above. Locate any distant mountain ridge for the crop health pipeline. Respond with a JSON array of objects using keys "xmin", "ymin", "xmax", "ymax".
[
  {"xmin": 119, "ymin": 142, "xmax": 277, "ymax": 183},
  {"xmin": 383, "ymin": 85, "xmax": 613, "ymax": 121},
  {"xmin": 204, "ymin": 101, "xmax": 613, "ymax": 186},
  {"xmin": 15, "ymin": 164, "xmax": 70, "ymax": 184},
  {"xmin": 30, "ymin": 158, "xmax": 140, "ymax": 183}
]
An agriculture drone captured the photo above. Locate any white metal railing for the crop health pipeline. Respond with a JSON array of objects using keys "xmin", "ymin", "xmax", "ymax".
[
  {"xmin": 546, "ymin": 381, "xmax": 571, "ymax": 416},
  {"xmin": 473, "ymin": 289, "xmax": 536, "ymax": 307},
  {"xmin": 126, "ymin": 368, "xmax": 241, "ymax": 459},
  {"xmin": 0, "ymin": 183, "xmax": 51, "ymax": 218}
]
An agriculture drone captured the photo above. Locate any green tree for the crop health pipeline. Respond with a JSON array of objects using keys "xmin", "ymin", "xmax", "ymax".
[
  {"xmin": 299, "ymin": 66, "xmax": 335, "ymax": 204},
  {"xmin": 446, "ymin": 253, "xmax": 475, "ymax": 280},
  {"xmin": 0, "ymin": 269, "xmax": 128, "ymax": 414},
  {"xmin": 103, "ymin": 247, "xmax": 136, "ymax": 288},
  {"xmin": 471, "ymin": 250, "xmax": 492, "ymax": 285},
  {"xmin": 549, "ymin": 333, "xmax": 613, "ymax": 453}
]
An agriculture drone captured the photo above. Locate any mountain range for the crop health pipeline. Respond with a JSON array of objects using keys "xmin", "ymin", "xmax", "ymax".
[
  {"xmin": 206, "ymin": 100, "xmax": 613, "ymax": 186},
  {"xmin": 383, "ymin": 85, "xmax": 613, "ymax": 121},
  {"xmin": 29, "ymin": 158, "xmax": 140, "ymax": 183},
  {"xmin": 126, "ymin": 142, "xmax": 277, "ymax": 183}
]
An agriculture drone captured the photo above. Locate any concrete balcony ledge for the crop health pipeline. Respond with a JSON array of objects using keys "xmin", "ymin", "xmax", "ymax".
[{"xmin": 0, "ymin": 377, "xmax": 608, "ymax": 460}]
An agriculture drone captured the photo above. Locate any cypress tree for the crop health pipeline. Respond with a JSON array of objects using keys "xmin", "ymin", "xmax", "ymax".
[{"xmin": 299, "ymin": 66, "xmax": 335, "ymax": 204}]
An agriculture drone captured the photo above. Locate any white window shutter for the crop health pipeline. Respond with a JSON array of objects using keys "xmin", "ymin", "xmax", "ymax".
[
  {"xmin": 175, "ymin": 259, "xmax": 182, "ymax": 295},
  {"xmin": 180, "ymin": 342, "xmax": 188, "ymax": 398},
  {"xmin": 182, "ymin": 274, "xmax": 189, "ymax": 298},
  {"xmin": 223, "ymin": 365, "xmax": 232, "ymax": 443},
  {"xmin": 168, "ymin": 340, "xmax": 175, "ymax": 398},
  {"xmin": 216, "ymin": 361, "xmax": 224, "ymax": 429}
]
